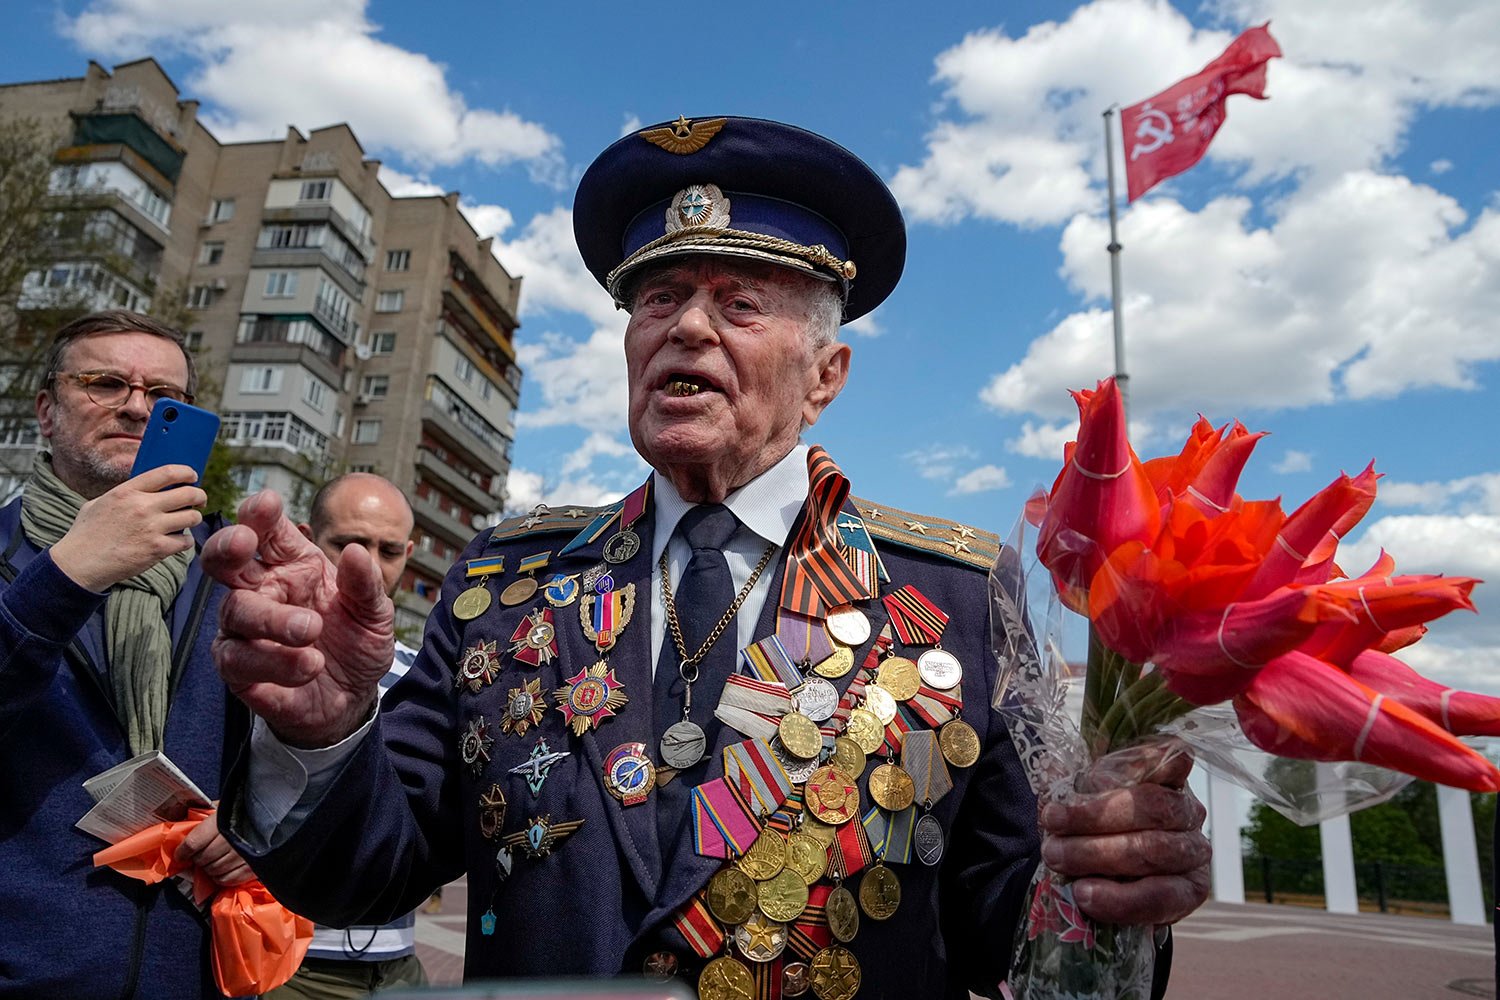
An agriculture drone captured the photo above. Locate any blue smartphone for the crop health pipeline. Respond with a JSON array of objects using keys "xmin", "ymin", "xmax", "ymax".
[{"xmin": 130, "ymin": 397, "xmax": 221, "ymax": 485}]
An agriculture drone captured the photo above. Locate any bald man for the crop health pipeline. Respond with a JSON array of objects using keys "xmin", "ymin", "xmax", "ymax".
[{"xmin": 267, "ymin": 473, "xmax": 425, "ymax": 998}]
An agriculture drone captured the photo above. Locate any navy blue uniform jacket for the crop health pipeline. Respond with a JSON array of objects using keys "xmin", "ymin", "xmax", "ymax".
[{"xmin": 226, "ymin": 491, "xmax": 1170, "ymax": 998}]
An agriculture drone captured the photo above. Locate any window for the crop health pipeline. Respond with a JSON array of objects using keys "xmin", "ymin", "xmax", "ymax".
[
  {"xmin": 360, "ymin": 374, "xmax": 390, "ymax": 399},
  {"xmin": 376, "ymin": 290, "xmax": 404, "ymax": 313},
  {"xmin": 239, "ymin": 366, "xmax": 283, "ymax": 394},
  {"xmin": 188, "ymin": 284, "xmax": 216, "ymax": 309},
  {"xmin": 185, "ymin": 331, "xmax": 204, "ymax": 350},
  {"xmin": 302, "ymin": 374, "xmax": 330, "ymax": 412},
  {"xmin": 371, "ymin": 331, "xmax": 397, "ymax": 355},
  {"xmin": 209, "ymin": 198, "xmax": 235, "ymax": 223},
  {"xmin": 350, "ymin": 464, "xmax": 376, "ymax": 474},
  {"xmin": 334, "ymin": 410, "xmax": 346, "ymax": 436},
  {"xmin": 385, "ymin": 250, "xmax": 411, "ymax": 272},
  {"xmin": 353, "ymin": 419, "xmax": 382, "ymax": 444},
  {"xmin": 264, "ymin": 271, "xmax": 298, "ymax": 297},
  {"xmin": 299, "ymin": 180, "xmax": 330, "ymax": 202},
  {"xmin": 453, "ymin": 355, "xmax": 475, "ymax": 383},
  {"xmin": 199, "ymin": 242, "xmax": 224, "ymax": 265}
]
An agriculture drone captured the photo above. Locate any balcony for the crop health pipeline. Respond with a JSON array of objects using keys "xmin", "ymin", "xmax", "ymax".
[
  {"xmin": 415, "ymin": 446, "xmax": 498, "ymax": 514},
  {"xmin": 413, "ymin": 495, "xmax": 480, "ymax": 550},
  {"xmin": 260, "ymin": 204, "xmax": 373, "ymax": 261},
  {"xmin": 407, "ymin": 544, "xmax": 456, "ymax": 583},
  {"xmin": 421, "ymin": 402, "xmax": 508, "ymax": 478},
  {"xmin": 68, "ymin": 110, "xmax": 186, "ymax": 183},
  {"xmin": 251, "ymin": 246, "xmax": 365, "ymax": 299},
  {"xmin": 228, "ymin": 339, "xmax": 343, "ymax": 393}
]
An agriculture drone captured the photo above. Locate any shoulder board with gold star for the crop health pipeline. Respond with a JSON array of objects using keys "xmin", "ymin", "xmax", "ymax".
[
  {"xmin": 488, "ymin": 503, "xmax": 616, "ymax": 544},
  {"xmin": 849, "ymin": 496, "xmax": 1000, "ymax": 572}
]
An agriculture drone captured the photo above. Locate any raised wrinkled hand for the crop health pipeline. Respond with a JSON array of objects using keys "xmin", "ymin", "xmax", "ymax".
[
  {"xmin": 1038, "ymin": 738, "xmax": 1211, "ymax": 926},
  {"xmin": 202, "ymin": 490, "xmax": 394, "ymax": 748}
]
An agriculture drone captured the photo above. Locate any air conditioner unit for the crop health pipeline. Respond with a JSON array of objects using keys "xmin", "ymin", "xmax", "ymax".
[
  {"xmin": 211, "ymin": 278, "xmax": 228, "ymax": 291},
  {"xmin": 354, "ymin": 393, "xmax": 373, "ymax": 406},
  {"xmin": 353, "ymin": 343, "xmax": 372, "ymax": 361}
]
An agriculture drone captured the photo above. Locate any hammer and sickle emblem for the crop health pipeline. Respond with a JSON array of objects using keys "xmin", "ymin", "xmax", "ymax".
[{"xmin": 1130, "ymin": 107, "xmax": 1174, "ymax": 161}]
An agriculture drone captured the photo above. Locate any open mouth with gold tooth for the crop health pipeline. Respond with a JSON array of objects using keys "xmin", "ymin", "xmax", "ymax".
[{"xmin": 665, "ymin": 375, "xmax": 714, "ymax": 397}]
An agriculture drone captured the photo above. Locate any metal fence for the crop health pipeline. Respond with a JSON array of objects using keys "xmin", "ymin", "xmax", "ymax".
[{"xmin": 1242, "ymin": 855, "xmax": 1460, "ymax": 916}]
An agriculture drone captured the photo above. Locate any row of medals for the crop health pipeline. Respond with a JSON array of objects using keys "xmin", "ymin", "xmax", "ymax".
[{"xmin": 693, "ymin": 604, "xmax": 982, "ymax": 1000}]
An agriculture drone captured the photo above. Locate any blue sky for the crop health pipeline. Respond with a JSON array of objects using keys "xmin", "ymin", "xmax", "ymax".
[{"xmin": 4, "ymin": 0, "xmax": 1498, "ymax": 695}]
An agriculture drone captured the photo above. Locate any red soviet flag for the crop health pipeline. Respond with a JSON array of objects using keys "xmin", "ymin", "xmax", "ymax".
[{"xmin": 1121, "ymin": 23, "xmax": 1282, "ymax": 202}]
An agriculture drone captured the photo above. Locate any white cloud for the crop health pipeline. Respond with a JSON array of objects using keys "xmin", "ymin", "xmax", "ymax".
[
  {"xmin": 1272, "ymin": 449, "xmax": 1313, "ymax": 474},
  {"xmin": 620, "ymin": 114, "xmax": 643, "ymax": 137},
  {"xmin": 502, "ymin": 467, "xmax": 627, "ymax": 518},
  {"xmin": 63, "ymin": 0, "xmax": 563, "ymax": 179},
  {"xmin": 951, "ymin": 464, "xmax": 1012, "ymax": 495},
  {"xmin": 377, "ymin": 165, "xmax": 445, "ymax": 198},
  {"xmin": 1374, "ymin": 472, "xmax": 1500, "ymax": 514},
  {"xmin": 459, "ymin": 201, "xmax": 515, "ymax": 242},
  {"xmin": 906, "ymin": 445, "xmax": 977, "ymax": 482},
  {"xmin": 979, "ymin": 177, "xmax": 1500, "ymax": 420},
  {"xmin": 492, "ymin": 207, "xmax": 618, "ymax": 326},
  {"xmin": 1430, "ymin": 159, "xmax": 1454, "ymax": 175},
  {"xmin": 514, "ymin": 325, "xmax": 630, "ymax": 436},
  {"xmin": 844, "ymin": 311, "xmax": 884, "ymax": 338},
  {"xmin": 1006, "ymin": 419, "xmax": 1077, "ymax": 461}
]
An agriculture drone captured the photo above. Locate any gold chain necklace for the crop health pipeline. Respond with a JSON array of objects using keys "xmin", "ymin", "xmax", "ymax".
[{"xmin": 659, "ymin": 542, "xmax": 775, "ymax": 684}]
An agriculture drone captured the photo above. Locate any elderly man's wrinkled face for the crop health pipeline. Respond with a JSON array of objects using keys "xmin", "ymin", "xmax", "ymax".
[
  {"xmin": 35, "ymin": 331, "xmax": 191, "ymax": 499},
  {"xmin": 623, "ymin": 258, "xmax": 850, "ymax": 497}
]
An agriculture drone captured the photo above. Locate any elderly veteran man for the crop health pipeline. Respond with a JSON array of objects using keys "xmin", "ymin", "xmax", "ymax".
[
  {"xmin": 0, "ymin": 310, "xmax": 250, "ymax": 998},
  {"xmin": 205, "ymin": 117, "xmax": 1209, "ymax": 999}
]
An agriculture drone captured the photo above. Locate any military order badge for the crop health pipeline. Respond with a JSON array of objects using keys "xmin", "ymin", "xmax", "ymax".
[
  {"xmin": 460, "ymin": 716, "xmax": 494, "ymax": 776},
  {"xmin": 603, "ymin": 741, "xmax": 656, "ymax": 806},
  {"xmin": 508, "ymin": 608, "xmax": 559, "ymax": 667},
  {"xmin": 456, "ymin": 639, "xmax": 502, "ymax": 693},
  {"xmin": 554, "ymin": 662, "xmax": 630, "ymax": 736},
  {"xmin": 502, "ymin": 678, "xmax": 547, "ymax": 737}
]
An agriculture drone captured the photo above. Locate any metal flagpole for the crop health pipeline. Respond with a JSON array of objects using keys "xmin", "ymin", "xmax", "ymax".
[{"xmin": 1102, "ymin": 106, "xmax": 1129, "ymax": 427}]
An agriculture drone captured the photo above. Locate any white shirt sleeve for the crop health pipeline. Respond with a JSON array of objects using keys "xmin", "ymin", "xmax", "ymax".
[{"xmin": 243, "ymin": 711, "xmax": 376, "ymax": 845}]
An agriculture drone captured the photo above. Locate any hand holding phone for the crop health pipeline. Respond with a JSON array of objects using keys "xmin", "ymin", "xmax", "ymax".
[{"xmin": 131, "ymin": 397, "xmax": 221, "ymax": 485}]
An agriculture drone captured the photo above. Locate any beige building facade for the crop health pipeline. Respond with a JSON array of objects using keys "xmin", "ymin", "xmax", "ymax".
[{"xmin": 0, "ymin": 58, "xmax": 524, "ymax": 634}]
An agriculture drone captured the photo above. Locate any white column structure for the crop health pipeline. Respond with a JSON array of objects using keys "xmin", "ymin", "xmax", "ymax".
[
  {"xmin": 1318, "ymin": 764, "xmax": 1360, "ymax": 914},
  {"xmin": 1204, "ymin": 770, "xmax": 1246, "ymax": 904},
  {"xmin": 1437, "ymin": 784, "xmax": 1486, "ymax": 925}
]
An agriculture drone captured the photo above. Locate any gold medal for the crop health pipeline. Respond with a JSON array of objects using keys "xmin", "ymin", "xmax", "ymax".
[
  {"xmin": 867, "ymin": 762, "xmax": 916, "ymax": 812},
  {"xmin": 825, "ymin": 884, "xmax": 859, "ymax": 943},
  {"xmin": 777, "ymin": 712, "xmax": 823, "ymax": 760},
  {"xmin": 738, "ymin": 827, "xmax": 788, "ymax": 881},
  {"xmin": 799, "ymin": 813, "xmax": 838, "ymax": 849},
  {"xmin": 785, "ymin": 830, "xmax": 828, "ymax": 885},
  {"xmin": 863, "ymin": 685, "xmax": 898, "ymax": 726},
  {"xmin": 875, "ymin": 656, "xmax": 920, "ymax": 701},
  {"xmin": 845, "ymin": 708, "xmax": 884, "ymax": 755},
  {"xmin": 805, "ymin": 765, "xmax": 860, "ymax": 826},
  {"xmin": 733, "ymin": 910, "xmax": 788, "ymax": 962},
  {"xmin": 830, "ymin": 736, "xmax": 866, "ymax": 779},
  {"xmin": 858, "ymin": 863, "xmax": 901, "ymax": 921},
  {"xmin": 811, "ymin": 646, "xmax": 854, "ymax": 679},
  {"xmin": 707, "ymin": 866, "xmax": 759, "ymax": 925},
  {"xmin": 757, "ymin": 868, "xmax": 810, "ymax": 923},
  {"xmin": 939, "ymin": 718, "xmax": 982, "ymax": 768},
  {"xmin": 809, "ymin": 945, "xmax": 861, "ymax": 1000},
  {"xmin": 453, "ymin": 585, "xmax": 491, "ymax": 620},
  {"xmin": 699, "ymin": 955, "xmax": 754, "ymax": 1000},
  {"xmin": 500, "ymin": 576, "xmax": 539, "ymax": 606}
]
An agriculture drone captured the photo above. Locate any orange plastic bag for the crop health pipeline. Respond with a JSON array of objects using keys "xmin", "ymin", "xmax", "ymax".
[{"xmin": 92, "ymin": 807, "xmax": 313, "ymax": 996}]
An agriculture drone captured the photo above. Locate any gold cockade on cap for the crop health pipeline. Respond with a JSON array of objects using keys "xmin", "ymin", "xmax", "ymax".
[{"xmin": 639, "ymin": 115, "xmax": 727, "ymax": 154}]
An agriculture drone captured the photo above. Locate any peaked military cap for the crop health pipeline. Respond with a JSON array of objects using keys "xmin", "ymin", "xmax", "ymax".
[{"xmin": 573, "ymin": 115, "xmax": 906, "ymax": 322}]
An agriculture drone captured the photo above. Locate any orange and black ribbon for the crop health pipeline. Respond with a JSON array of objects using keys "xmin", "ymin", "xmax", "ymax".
[
  {"xmin": 881, "ymin": 585, "xmax": 950, "ymax": 646},
  {"xmin": 780, "ymin": 447, "xmax": 872, "ymax": 617}
]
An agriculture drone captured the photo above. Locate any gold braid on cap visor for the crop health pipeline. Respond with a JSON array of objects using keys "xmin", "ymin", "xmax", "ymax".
[{"xmin": 606, "ymin": 227, "xmax": 857, "ymax": 306}]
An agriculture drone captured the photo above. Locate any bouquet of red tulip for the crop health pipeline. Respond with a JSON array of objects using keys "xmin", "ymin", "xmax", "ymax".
[{"xmin": 991, "ymin": 377, "xmax": 1494, "ymax": 1000}]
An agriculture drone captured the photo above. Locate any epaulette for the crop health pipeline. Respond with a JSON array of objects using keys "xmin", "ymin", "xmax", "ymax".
[
  {"xmin": 488, "ymin": 503, "xmax": 615, "ymax": 543},
  {"xmin": 849, "ymin": 496, "xmax": 1001, "ymax": 572}
]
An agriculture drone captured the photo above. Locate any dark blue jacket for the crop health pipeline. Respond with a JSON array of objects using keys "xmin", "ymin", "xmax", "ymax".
[
  {"xmin": 0, "ymin": 497, "xmax": 244, "ymax": 999},
  {"xmin": 226, "ymin": 489, "xmax": 1170, "ymax": 998}
]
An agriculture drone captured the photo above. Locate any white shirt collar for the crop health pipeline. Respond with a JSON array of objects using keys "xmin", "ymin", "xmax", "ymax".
[{"xmin": 651, "ymin": 443, "xmax": 810, "ymax": 559}]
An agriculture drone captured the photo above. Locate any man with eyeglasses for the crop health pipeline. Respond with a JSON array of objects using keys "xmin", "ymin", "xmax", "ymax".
[{"xmin": 0, "ymin": 310, "xmax": 252, "ymax": 998}]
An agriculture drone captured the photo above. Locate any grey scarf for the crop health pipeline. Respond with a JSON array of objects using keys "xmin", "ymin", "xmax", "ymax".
[{"xmin": 20, "ymin": 453, "xmax": 191, "ymax": 755}]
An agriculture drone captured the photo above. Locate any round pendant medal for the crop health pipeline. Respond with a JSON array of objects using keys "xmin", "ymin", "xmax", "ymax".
[
  {"xmin": 863, "ymin": 684, "xmax": 898, "ymax": 726},
  {"xmin": 874, "ymin": 656, "xmax": 920, "ymax": 701},
  {"xmin": 845, "ymin": 708, "xmax": 884, "ymax": 756},
  {"xmin": 783, "ymin": 961, "xmax": 812, "ymax": 997},
  {"xmin": 858, "ymin": 864, "xmax": 902, "ymax": 921},
  {"xmin": 771, "ymin": 739, "xmax": 820, "ymax": 784},
  {"xmin": 453, "ymin": 585, "xmax": 491, "ymax": 620},
  {"xmin": 660, "ymin": 720, "xmax": 707, "ymax": 769},
  {"xmin": 792, "ymin": 677, "xmax": 838, "ymax": 722},
  {"xmin": 915, "ymin": 812, "xmax": 945, "ymax": 866},
  {"xmin": 738, "ymin": 828, "xmax": 788, "ymax": 881},
  {"xmin": 809, "ymin": 944, "xmax": 862, "ymax": 1000},
  {"xmin": 500, "ymin": 577, "xmax": 538, "ymax": 606},
  {"xmin": 805, "ymin": 765, "xmax": 860, "ymax": 825},
  {"xmin": 825, "ymin": 883, "xmax": 860, "ymax": 943},
  {"xmin": 699, "ymin": 955, "xmax": 754, "ymax": 1000},
  {"xmin": 830, "ymin": 736, "xmax": 866, "ymax": 779},
  {"xmin": 917, "ymin": 647, "xmax": 963, "ymax": 690},
  {"xmin": 734, "ymin": 911, "xmax": 788, "ymax": 962},
  {"xmin": 603, "ymin": 742, "xmax": 655, "ymax": 806},
  {"xmin": 812, "ymin": 646, "xmax": 854, "ymax": 679},
  {"xmin": 757, "ymin": 869, "xmax": 810, "ymax": 923},
  {"xmin": 601, "ymin": 529, "xmax": 641, "ymax": 564},
  {"xmin": 824, "ymin": 606, "xmax": 870, "ymax": 647},
  {"xmin": 778, "ymin": 712, "xmax": 823, "ymax": 760},
  {"xmin": 867, "ymin": 762, "xmax": 916, "ymax": 812},
  {"xmin": 786, "ymin": 830, "xmax": 829, "ymax": 885},
  {"xmin": 939, "ymin": 718, "xmax": 982, "ymax": 768},
  {"xmin": 707, "ymin": 866, "xmax": 759, "ymax": 925}
]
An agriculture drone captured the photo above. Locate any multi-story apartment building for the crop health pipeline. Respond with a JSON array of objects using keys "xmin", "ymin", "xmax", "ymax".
[{"xmin": 0, "ymin": 58, "xmax": 524, "ymax": 635}]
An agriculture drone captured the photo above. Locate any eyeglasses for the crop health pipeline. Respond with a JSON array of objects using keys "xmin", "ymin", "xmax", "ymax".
[{"xmin": 57, "ymin": 372, "xmax": 195, "ymax": 409}]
